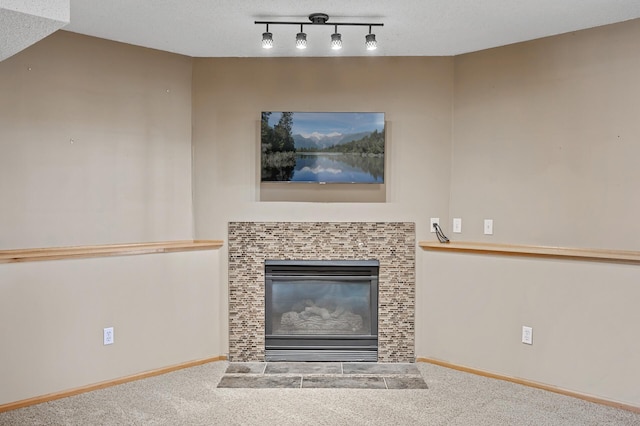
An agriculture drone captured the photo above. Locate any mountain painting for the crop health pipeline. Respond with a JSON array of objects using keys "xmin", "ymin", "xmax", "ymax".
[{"xmin": 261, "ymin": 112, "xmax": 385, "ymax": 183}]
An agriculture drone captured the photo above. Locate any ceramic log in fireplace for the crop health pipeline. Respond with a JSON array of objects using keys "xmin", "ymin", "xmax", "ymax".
[{"xmin": 265, "ymin": 260, "xmax": 379, "ymax": 361}]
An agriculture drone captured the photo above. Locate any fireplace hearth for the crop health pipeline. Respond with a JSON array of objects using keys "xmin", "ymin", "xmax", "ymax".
[{"xmin": 265, "ymin": 260, "xmax": 379, "ymax": 361}]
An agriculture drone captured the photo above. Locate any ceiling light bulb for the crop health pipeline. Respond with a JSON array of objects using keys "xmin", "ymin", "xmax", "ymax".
[
  {"xmin": 262, "ymin": 32, "xmax": 273, "ymax": 49},
  {"xmin": 331, "ymin": 33, "xmax": 342, "ymax": 50},
  {"xmin": 296, "ymin": 32, "xmax": 307, "ymax": 49},
  {"xmin": 365, "ymin": 33, "xmax": 377, "ymax": 50}
]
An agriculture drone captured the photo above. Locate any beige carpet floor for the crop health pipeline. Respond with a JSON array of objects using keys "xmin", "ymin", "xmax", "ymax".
[{"xmin": 1, "ymin": 361, "xmax": 638, "ymax": 425}]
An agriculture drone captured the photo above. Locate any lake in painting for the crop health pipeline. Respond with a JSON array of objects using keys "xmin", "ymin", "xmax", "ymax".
[
  {"xmin": 261, "ymin": 112, "xmax": 385, "ymax": 183},
  {"xmin": 290, "ymin": 153, "xmax": 383, "ymax": 183}
]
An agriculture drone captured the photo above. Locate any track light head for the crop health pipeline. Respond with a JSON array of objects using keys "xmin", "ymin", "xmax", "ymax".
[
  {"xmin": 331, "ymin": 33, "xmax": 342, "ymax": 50},
  {"xmin": 262, "ymin": 24, "xmax": 273, "ymax": 49},
  {"xmin": 331, "ymin": 25, "xmax": 342, "ymax": 50},
  {"xmin": 365, "ymin": 33, "xmax": 377, "ymax": 50},
  {"xmin": 296, "ymin": 32, "xmax": 307, "ymax": 49},
  {"xmin": 262, "ymin": 31, "xmax": 273, "ymax": 49}
]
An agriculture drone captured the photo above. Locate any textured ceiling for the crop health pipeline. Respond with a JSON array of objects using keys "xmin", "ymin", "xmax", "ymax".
[
  {"xmin": 61, "ymin": 0, "xmax": 640, "ymax": 57},
  {"xmin": 0, "ymin": 0, "xmax": 69, "ymax": 61}
]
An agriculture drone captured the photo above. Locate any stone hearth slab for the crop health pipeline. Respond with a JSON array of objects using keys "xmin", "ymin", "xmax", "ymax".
[
  {"xmin": 342, "ymin": 362, "xmax": 420, "ymax": 375},
  {"xmin": 264, "ymin": 362, "xmax": 342, "ymax": 375},
  {"xmin": 225, "ymin": 362, "xmax": 266, "ymax": 374},
  {"xmin": 217, "ymin": 363, "xmax": 429, "ymax": 389},
  {"xmin": 385, "ymin": 376, "xmax": 430, "ymax": 389},
  {"xmin": 301, "ymin": 376, "xmax": 386, "ymax": 389},
  {"xmin": 217, "ymin": 375, "xmax": 301, "ymax": 389}
]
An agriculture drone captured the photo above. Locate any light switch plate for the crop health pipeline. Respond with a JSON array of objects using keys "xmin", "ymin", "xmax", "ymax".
[
  {"xmin": 484, "ymin": 219, "xmax": 493, "ymax": 235},
  {"xmin": 453, "ymin": 218, "xmax": 462, "ymax": 233}
]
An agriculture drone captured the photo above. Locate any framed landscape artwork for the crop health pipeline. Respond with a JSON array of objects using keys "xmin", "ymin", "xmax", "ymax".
[{"xmin": 260, "ymin": 112, "xmax": 385, "ymax": 184}]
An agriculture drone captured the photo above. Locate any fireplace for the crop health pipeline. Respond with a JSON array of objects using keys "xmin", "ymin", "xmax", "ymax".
[
  {"xmin": 228, "ymin": 222, "xmax": 415, "ymax": 363},
  {"xmin": 265, "ymin": 260, "xmax": 379, "ymax": 361}
]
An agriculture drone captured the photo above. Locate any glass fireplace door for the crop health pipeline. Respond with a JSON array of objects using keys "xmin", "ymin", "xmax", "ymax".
[
  {"xmin": 265, "ymin": 260, "xmax": 378, "ymax": 362},
  {"xmin": 268, "ymin": 279, "xmax": 373, "ymax": 336}
]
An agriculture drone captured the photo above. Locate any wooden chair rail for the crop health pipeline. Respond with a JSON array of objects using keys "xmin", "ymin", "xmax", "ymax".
[
  {"xmin": 0, "ymin": 240, "xmax": 223, "ymax": 264},
  {"xmin": 419, "ymin": 241, "xmax": 640, "ymax": 264}
]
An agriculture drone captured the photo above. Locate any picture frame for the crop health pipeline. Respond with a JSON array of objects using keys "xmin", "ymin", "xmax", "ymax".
[{"xmin": 261, "ymin": 112, "xmax": 385, "ymax": 184}]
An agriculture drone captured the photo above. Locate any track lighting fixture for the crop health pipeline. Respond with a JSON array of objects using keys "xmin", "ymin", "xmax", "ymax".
[{"xmin": 256, "ymin": 13, "xmax": 383, "ymax": 52}]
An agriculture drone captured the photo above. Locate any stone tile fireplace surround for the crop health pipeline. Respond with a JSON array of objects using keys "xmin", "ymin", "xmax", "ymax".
[{"xmin": 228, "ymin": 222, "xmax": 415, "ymax": 362}]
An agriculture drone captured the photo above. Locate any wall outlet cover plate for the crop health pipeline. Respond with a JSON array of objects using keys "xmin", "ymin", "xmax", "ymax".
[
  {"xmin": 103, "ymin": 327, "xmax": 114, "ymax": 345},
  {"xmin": 430, "ymin": 218, "xmax": 440, "ymax": 233}
]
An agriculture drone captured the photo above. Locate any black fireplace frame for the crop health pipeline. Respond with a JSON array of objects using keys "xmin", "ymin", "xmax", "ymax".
[{"xmin": 265, "ymin": 259, "xmax": 379, "ymax": 362}]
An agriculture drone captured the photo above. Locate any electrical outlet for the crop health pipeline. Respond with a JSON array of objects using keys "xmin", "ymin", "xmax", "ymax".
[
  {"xmin": 103, "ymin": 327, "xmax": 114, "ymax": 345},
  {"xmin": 453, "ymin": 218, "xmax": 462, "ymax": 233},
  {"xmin": 430, "ymin": 218, "xmax": 440, "ymax": 233},
  {"xmin": 522, "ymin": 326, "xmax": 533, "ymax": 345},
  {"xmin": 484, "ymin": 219, "xmax": 493, "ymax": 235}
]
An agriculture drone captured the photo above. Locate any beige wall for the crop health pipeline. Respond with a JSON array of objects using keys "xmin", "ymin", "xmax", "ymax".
[
  {"xmin": 424, "ymin": 19, "xmax": 640, "ymax": 405},
  {"xmin": 191, "ymin": 56, "xmax": 455, "ymax": 356},
  {"xmin": 451, "ymin": 20, "xmax": 640, "ymax": 248},
  {"xmin": 0, "ymin": 251, "xmax": 222, "ymax": 405},
  {"xmin": 0, "ymin": 32, "xmax": 222, "ymax": 406},
  {"xmin": 191, "ymin": 57, "xmax": 453, "ymax": 229},
  {"xmin": 421, "ymin": 252, "xmax": 640, "ymax": 405},
  {"xmin": 0, "ymin": 31, "xmax": 194, "ymax": 249}
]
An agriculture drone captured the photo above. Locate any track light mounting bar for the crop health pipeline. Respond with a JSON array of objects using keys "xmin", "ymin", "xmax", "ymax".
[{"xmin": 255, "ymin": 13, "xmax": 383, "ymax": 28}]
